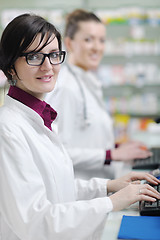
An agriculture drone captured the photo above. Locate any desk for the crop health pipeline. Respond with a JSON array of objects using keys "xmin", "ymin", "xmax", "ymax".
[
  {"xmin": 101, "ymin": 203, "xmax": 139, "ymax": 240},
  {"xmin": 101, "ymin": 130, "xmax": 160, "ymax": 239}
]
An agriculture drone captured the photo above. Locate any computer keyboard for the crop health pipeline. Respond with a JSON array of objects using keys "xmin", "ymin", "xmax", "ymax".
[
  {"xmin": 132, "ymin": 147, "xmax": 160, "ymax": 170},
  {"xmin": 139, "ymin": 183, "xmax": 160, "ymax": 216}
]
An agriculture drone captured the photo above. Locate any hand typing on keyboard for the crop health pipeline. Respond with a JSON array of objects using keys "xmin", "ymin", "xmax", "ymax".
[
  {"xmin": 133, "ymin": 147, "xmax": 160, "ymax": 170},
  {"xmin": 111, "ymin": 141, "xmax": 152, "ymax": 162},
  {"xmin": 108, "ymin": 171, "xmax": 160, "ymax": 212}
]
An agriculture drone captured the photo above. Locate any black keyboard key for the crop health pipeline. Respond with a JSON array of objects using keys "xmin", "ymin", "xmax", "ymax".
[{"xmin": 139, "ymin": 183, "xmax": 160, "ymax": 216}]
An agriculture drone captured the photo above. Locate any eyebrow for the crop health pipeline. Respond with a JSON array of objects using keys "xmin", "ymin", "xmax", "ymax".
[{"xmin": 25, "ymin": 48, "xmax": 60, "ymax": 54}]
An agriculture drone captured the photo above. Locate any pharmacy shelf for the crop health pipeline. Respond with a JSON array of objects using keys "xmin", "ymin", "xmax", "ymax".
[
  {"xmin": 102, "ymin": 84, "xmax": 160, "ymax": 97},
  {"xmin": 87, "ymin": 0, "xmax": 160, "ymax": 9},
  {"xmin": 102, "ymin": 84, "xmax": 160, "ymax": 118},
  {"xmin": 102, "ymin": 55, "xmax": 160, "ymax": 64},
  {"xmin": 112, "ymin": 112, "xmax": 160, "ymax": 119}
]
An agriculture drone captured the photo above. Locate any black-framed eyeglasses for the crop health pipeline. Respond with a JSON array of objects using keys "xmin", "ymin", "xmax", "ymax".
[{"xmin": 20, "ymin": 50, "xmax": 66, "ymax": 66}]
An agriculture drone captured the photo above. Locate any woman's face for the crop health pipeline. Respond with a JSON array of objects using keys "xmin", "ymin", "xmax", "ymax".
[
  {"xmin": 12, "ymin": 33, "xmax": 61, "ymax": 100},
  {"xmin": 67, "ymin": 21, "xmax": 106, "ymax": 71}
]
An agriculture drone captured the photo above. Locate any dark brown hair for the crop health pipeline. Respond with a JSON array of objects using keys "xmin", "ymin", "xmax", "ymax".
[{"xmin": 0, "ymin": 13, "xmax": 62, "ymax": 80}]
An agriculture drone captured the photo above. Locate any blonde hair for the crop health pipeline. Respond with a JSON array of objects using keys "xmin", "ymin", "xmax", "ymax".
[{"xmin": 64, "ymin": 9, "xmax": 102, "ymax": 39}]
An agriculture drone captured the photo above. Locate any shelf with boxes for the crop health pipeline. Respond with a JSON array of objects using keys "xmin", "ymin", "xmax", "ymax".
[
  {"xmin": 98, "ymin": 66, "xmax": 160, "ymax": 118},
  {"xmin": 95, "ymin": 7, "xmax": 160, "ymax": 117},
  {"xmin": 95, "ymin": 7, "xmax": 160, "ymax": 142}
]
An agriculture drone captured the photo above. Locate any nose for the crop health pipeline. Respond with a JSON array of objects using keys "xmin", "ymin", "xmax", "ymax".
[{"xmin": 40, "ymin": 56, "xmax": 52, "ymax": 71}]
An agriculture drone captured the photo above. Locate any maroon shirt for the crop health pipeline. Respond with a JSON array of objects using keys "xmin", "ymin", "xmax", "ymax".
[
  {"xmin": 8, "ymin": 86, "xmax": 57, "ymax": 131},
  {"xmin": 105, "ymin": 144, "xmax": 119, "ymax": 165}
]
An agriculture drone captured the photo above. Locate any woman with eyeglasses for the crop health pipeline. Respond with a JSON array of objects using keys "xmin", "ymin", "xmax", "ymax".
[
  {"xmin": 45, "ymin": 9, "xmax": 152, "ymax": 180},
  {"xmin": 0, "ymin": 13, "xmax": 160, "ymax": 240}
]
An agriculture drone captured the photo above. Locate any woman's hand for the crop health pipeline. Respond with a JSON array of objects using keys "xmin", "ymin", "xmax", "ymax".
[
  {"xmin": 107, "ymin": 171, "xmax": 160, "ymax": 193},
  {"xmin": 111, "ymin": 142, "xmax": 152, "ymax": 161},
  {"xmin": 109, "ymin": 183, "xmax": 160, "ymax": 211}
]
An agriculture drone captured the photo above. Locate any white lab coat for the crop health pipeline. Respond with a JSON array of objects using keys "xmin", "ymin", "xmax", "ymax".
[
  {"xmin": 46, "ymin": 64, "xmax": 117, "ymax": 180},
  {"xmin": 0, "ymin": 95, "xmax": 113, "ymax": 240}
]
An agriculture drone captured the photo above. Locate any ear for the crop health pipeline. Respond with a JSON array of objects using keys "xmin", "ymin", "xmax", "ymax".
[
  {"xmin": 64, "ymin": 37, "xmax": 73, "ymax": 52},
  {"xmin": 8, "ymin": 67, "xmax": 15, "ymax": 77}
]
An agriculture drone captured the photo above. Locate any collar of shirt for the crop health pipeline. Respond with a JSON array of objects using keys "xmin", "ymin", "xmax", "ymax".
[{"xmin": 8, "ymin": 86, "xmax": 57, "ymax": 131}]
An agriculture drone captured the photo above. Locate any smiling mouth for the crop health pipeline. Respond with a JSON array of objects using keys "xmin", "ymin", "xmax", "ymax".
[
  {"xmin": 37, "ymin": 75, "xmax": 53, "ymax": 82},
  {"xmin": 90, "ymin": 54, "xmax": 101, "ymax": 60}
]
